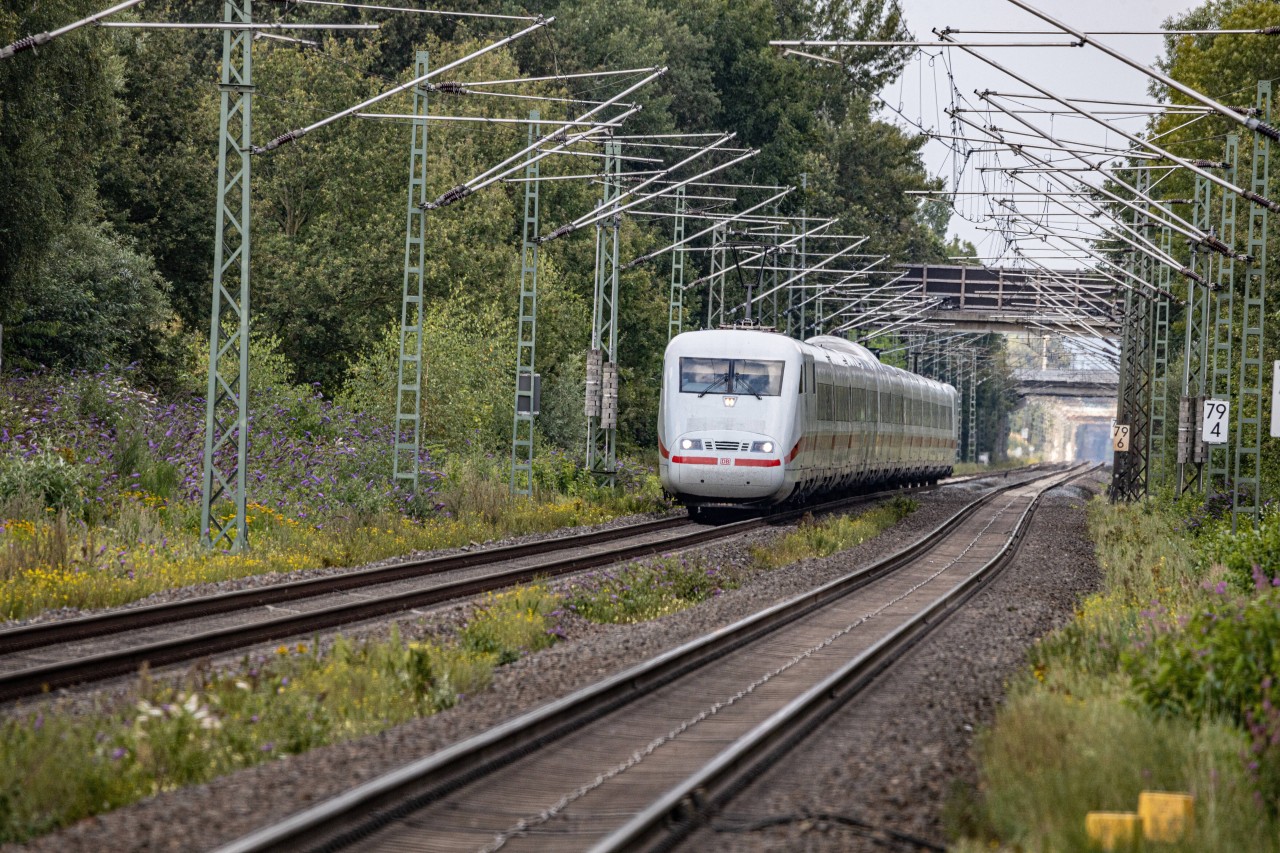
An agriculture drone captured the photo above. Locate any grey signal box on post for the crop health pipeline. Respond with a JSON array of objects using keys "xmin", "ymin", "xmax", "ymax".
[{"xmin": 517, "ymin": 373, "xmax": 541, "ymax": 416}]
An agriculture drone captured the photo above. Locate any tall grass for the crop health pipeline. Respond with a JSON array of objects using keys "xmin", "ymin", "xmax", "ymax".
[
  {"xmin": 0, "ymin": 585, "xmax": 559, "ymax": 844},
  {"xmin": 956, "ymin": 495, "xmax": 1280, "ymax": 852},
  {"xmin": 0, "ymin": 368, "xmax": 671, "ymax": 621},
  {"xmin": 750, "ymin": 497, "xmax": 918, "ymax": 570},
  {"xmin": 0, "ymin": 490, "xmax": 646, "ymax": 620},
  {"xmin": 973, "ymin": 685, "xmax": 1266, "ymax": 852}
]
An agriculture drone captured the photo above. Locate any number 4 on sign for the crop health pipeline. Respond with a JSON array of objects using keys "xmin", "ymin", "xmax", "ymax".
[
  {"xmin": 1112, "ymin": 423, "xmax": 1130, "ymax": 452},
  {"xmin": 1202, "ymin": 399, "xmax": 1229, "ymax": 445}
]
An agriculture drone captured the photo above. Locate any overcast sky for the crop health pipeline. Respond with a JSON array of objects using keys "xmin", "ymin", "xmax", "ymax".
[{"xmin": 877, "ymin": 0, "xmax": 1202, "ymax": 264}]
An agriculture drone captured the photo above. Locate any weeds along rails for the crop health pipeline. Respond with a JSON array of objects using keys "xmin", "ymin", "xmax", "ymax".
[
  {"xmin": 214, "ymin": 464, "xmax": 1093, "ymax": 853},
  {"xmin": 0, "ymin": 470, "xmax": 1016, "ymax": 702},
  {"xmin": 660, "ymin": 329, "xmax": 959, "ymax": 516}
]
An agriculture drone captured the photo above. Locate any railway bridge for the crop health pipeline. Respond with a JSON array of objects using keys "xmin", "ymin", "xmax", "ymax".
[
  {"xmin": 896, "ymin": 264, "xmax": 1118, "ymax": 336},
  {"xmin": 1010, "ymin": 367, "xmax": 1119, "ymax": 398}
]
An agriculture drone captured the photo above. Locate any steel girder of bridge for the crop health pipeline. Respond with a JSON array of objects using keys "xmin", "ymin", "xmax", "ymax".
[
  {"xmin": 895, "ymin": 264, "xmax": 1118, "ymax": 336},
  {"xmin": 1011, "ymin": 368, "xmax": 1119, "ymax": 398}
]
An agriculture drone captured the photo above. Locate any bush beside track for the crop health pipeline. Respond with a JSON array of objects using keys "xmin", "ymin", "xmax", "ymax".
[
  {"xmin": 0, "ymin": 496, "xmax": 916, "ymax": 843},
  {"xmin": 954, "ymin": 493, "xmax": 1280, "ymax": 851},
  {"xmin": 0, "ymin": 366, "xmax": 668, "ymax": 622}
]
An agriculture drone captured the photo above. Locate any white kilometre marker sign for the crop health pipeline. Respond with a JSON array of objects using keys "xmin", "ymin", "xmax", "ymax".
[
  {"xmin": 1202, "ymin": 399, "xmax": 1230, "ymax": 445},
  {"xmin": 1271, "ymin": 361, "xmax": 1280, "ymax": 438},
  {"xmin": 1112, "ymin": 423, "xmax": 1130, "ymax": 452}
]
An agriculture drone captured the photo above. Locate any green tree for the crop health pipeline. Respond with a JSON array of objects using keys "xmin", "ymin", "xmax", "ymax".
[
  {"xmin": 97, "ymin": 6, "xmax": 217, "ymax": 332},
  {"xmin": 0, "ymin": 0, "xmax": 119, "ymax": 330},
  {"xmin": 5, "ymin": 220, "xmax": 175, "ymax": 371}
]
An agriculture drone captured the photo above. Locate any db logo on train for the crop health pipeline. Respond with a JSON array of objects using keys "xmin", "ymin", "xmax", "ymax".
[{"xmin": 719, "ymin": 457, "xmax": 731, "ymax": 466}]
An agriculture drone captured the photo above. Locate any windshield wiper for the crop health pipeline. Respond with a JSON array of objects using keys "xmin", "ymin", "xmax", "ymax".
[{"xmin": 698, "ymin": 374, "xmax": 730, "ymax": 398}]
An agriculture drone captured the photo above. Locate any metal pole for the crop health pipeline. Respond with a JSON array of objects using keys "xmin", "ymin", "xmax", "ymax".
[
  {"xmin": 1177, "ymin": 175, "xmax": 1213, "ymax": 494},
  {"xmin": 798, "ymin": 173, "xmax": 808, "ymax": 338},
  {"xmin": 1233, "ymin": 81, "xmax": 1272, "ymax": 531},
  {"xmin": 962, "ymin": 348, "xmax": 972, "ymax": 461},
  {"xmin": 706, "ymin": 222, "xmax": 727, "ymax": 327},
  {"xmin": 667, "ymin": 186, "xmax": 685, "ymax": 340},
  {"xmin": 586, "ymin": 141, "xmax": 622, "ymax": 485},
  {"xmin": 1207, "ymin": 134, "xmax": 1239, "ymax": 497},
  {"xmin": 393, "ymin": 51, "xmax": 428, "ymax": 495},
  {"xmin": 201, "ymin": 0, "xmax": 253, "ymax": 551},
  {"xmin": 510, "ymin": 111, "xmax": 541, "ymax": 497},
  {"xmin": 1148, "ymin": 205, "xmax": 1173, "ymax": 489}
]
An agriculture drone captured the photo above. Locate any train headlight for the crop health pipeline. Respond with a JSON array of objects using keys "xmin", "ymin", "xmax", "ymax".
[
  {"xmin": 680, "ymin": 438, "xmax": 701, "ymax": 450},
  {"xmin": 723, "ymin": 396, "xmax": 737, "ymax": 408},
  {"xmin": 750, "ymin": 440, "xmax": 774, "ymax": 454}
]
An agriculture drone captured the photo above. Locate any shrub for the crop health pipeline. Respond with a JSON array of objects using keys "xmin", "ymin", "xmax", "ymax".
[
  {"xmin": 1123, "ymin": 583, "xmax": 1280, "ymax": 812},
  {"xmin": 1200, "ymin": 506, "xmax": 1280, "ymax": 590},
  {"xmin": 976, "ymin": 685, "xmax": 1269, "ymax": 851},
  {"xmin": 564, "ymin": 555, "xmax": 734, "ymax": 624},
  {"xmin": 0, "ymin": 451, "xmax": 88, "ymax": 516},
  {"xmin": 751, "ymin": 496, "xmax": 917, "ymax": 570}
]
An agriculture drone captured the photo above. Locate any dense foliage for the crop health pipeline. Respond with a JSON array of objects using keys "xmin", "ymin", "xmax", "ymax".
[
  {"xmin": 1, "ymin": 0, "xmax": 953, "ymax": 456},
  {"xmin": 1139, "ymin": 0, "xmax": 1280, "ymax": 500}
]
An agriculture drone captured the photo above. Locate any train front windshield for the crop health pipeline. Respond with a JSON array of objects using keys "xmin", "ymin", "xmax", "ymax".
[{"xmin": 679, "ymin": 358, "xmax": 784, "ymax": 396}]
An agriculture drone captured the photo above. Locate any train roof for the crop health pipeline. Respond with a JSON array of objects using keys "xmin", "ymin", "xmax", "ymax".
[
  {"xmin": 804, "ymin": 335, "xmax": 883, "ymax": 367},
  {"xmin": 665, "ymin": 329, "xmax": 957, "ymax": 395}
]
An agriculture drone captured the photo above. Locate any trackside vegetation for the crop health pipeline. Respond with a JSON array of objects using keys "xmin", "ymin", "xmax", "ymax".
[
  {"xmin": 0, "ymin": 361, "xmax": 668, "ymax": 622},
  {"xmin": 750, "ymin": 496, "xmax": 918, "ymax": 570},
  {"xmin": 0, "ymin": 500, "xmax": 912, "ymax": 842},
  {"xmin": 952, "ymin": 494, "xmax": 1280, "ymax": 852}
]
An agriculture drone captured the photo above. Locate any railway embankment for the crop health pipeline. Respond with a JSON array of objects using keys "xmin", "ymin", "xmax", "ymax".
[
  {"xmin": 949, "ymin": 483, "xmax": 1280, "ymax": 852},
  {"xmin": 1, "ymin": 480, "xmax": 936, "ymax": 848}
]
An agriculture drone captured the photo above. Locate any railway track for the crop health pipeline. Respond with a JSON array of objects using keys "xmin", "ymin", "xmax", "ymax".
[
  {"xmin": 0, "ymin": 468, "xmax": 1026, "ymax": 703},
  {"xmin": 213, "ymin": 463, "xmax": 1092, "ymax": 853}
]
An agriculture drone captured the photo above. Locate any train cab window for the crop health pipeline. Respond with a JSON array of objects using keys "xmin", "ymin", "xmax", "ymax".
[
  {"xmin": 735, "ymin": 359, "xmax": 785, "ymax": 396},
  {"xmin": 679, "ymin": 358, "xmax": 731, "ymax": 394},
  {"xmin": 679, "ymin": 358, "xmax": 784, "ymax": 396}
]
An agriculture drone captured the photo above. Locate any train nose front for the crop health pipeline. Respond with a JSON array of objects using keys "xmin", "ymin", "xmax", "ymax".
[{"xmin": 662, "ymin": 432, "xmax": 784, "ymax": 500}]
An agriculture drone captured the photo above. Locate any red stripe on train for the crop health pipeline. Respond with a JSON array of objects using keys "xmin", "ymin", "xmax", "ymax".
[
  {"xmin": 659, "ymin": 440, "xmax": 670, "ymax": 460},
  {"xmin": 671, "ymin": 455, "xmax": 718, "ymax": 465},
  {"xmin": 734, "ymin": 458, "xmax": 781, "ymax": 468}
]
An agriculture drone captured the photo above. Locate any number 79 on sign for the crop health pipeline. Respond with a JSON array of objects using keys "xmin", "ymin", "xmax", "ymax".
[
  {"xmin": 1202, "ymin": 399, "xmax": 1229, "ymax": 445},
  {"xmin": 1112, "ymin": 423, "xmax": 1130, "ymax": 452}
]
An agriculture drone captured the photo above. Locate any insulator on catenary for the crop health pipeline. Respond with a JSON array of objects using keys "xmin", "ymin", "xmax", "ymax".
[
  {"xmin": 1201, "ymin": 234, "xmax": 1232, "ymax": 255},
  {"xmin": 254, "ymin": 130, "xmax": 298, "ymax": 153},
  {"xmin": 1242, "ymin": 189, "xmax": 1280, "ymax": 213},
  {"xmin": 542, "ymin": 224, "xmax": 575, "ymax": 242},
  {"xmin": 424, "ymin": 185, "xmax": 471, "ymax": 210},
  {"xmin": 430, "ymin": 81, "xmax": 468, "ymax": 94},
  {"xmin": 1188, "ymin": 159, "xmax": 1229, "ymax": 169}
]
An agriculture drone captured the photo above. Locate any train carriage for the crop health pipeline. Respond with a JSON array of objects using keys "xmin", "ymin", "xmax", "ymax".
[{"xmin": 658, "ymin": 329, "xmax": 957, "ymax": 510}]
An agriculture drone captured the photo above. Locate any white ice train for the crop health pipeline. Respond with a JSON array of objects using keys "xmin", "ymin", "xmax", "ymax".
[{"xmin": 658, "ymin": 329, "xmax": 958, "ymax": 511}]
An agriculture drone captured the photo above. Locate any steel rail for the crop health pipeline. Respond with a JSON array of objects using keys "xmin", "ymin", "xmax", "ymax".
[
  {"xmin": 211, "ymin": 466, "xmax": 1070, "ymax": 853},
  {"xmin": 0, "ymin": 472, "xmax": 1019, "ymax": 702},
  {"xmin": 0, "ymin": 517, "xmax": 692, "ymax": 656},
  {"xmin": 596, "ymin": 465, "xmax": 1095, "ymax": 852}
]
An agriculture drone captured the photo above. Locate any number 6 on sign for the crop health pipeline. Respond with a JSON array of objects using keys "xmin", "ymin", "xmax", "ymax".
[
  {"xmin": 1202, "ymin": 399, "xmax": 1229, "ymax": 445},
  {"xmin": 1112, "ymin": 423, "xmax": 1130, "ymax": 452}
]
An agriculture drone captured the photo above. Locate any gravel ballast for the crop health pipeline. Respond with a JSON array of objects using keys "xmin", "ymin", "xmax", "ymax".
[
  {"xmin": 15, "ymin": 474, "xmax": 1084, "ymax": 852},
  {"xmin": 686, "ymin": 472, "xmax": 1105, "ymax": 852}
]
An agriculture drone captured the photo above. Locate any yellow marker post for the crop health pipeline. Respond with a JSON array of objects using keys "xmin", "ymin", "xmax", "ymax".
[
  {"xmin": 1138, "ymin": 791, "xmax": 1194, "ymax": 842},
  {"xmin": 1085, "ymin": 812, "xmax": 1141, "ymax": 850}
]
